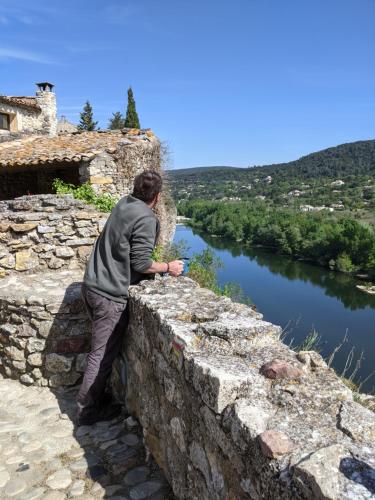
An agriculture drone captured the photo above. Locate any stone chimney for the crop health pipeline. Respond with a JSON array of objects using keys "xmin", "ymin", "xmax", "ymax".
[{"xmin": 35, "ymin": 82, "xmax": 57, "ymax": 137}]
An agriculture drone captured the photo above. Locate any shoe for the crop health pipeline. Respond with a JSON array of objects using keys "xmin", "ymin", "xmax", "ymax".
[{"xmin": 78, "ymin": 403, "xmax": 122, "ymax": 426}]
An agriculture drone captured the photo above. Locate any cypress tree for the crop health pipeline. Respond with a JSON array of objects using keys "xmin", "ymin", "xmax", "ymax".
[
  {"xmin": 108, "ymin": 111, "xmax": 125, "ymax": 130},
  {"xmin": 77, "ymin": 101, "xmax": 98, "ymax": 131},
  {"xmin": 124, "ymin": 87, "xmax": 140, "ymax": 129}
]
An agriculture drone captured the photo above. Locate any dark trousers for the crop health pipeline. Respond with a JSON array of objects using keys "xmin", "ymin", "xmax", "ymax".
[{"xmin": 77, "ymin": 285, "xmax": 128, "ymax": 413}]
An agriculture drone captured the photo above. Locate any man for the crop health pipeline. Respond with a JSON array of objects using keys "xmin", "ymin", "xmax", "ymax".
[{"xmin": 77, "ymin": 170, "xmax": 184, "ymax": 425}]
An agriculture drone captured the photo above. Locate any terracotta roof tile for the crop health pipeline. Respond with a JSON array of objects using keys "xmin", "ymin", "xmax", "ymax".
[
  {"xmin": 0, "ymin": 96, "xmax": 41, "ymax": 112},
  {"xmin": 0, "ymin": 129, "xmax": 155, "ymax": 169}
]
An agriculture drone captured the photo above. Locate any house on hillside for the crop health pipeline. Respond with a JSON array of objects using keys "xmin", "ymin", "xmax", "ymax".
[{"xmin": 0, "ymin": 82, "xmax": 57, "ymax": 141}]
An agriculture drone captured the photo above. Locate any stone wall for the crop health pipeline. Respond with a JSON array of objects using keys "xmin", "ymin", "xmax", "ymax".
[
  {"xmin": 0, "ymin": 270, "xmax": 89, "ymax": 387},
  {"xmin": 0, "ymin": 91, "xmax": 57, "ymax": 139},
  {"xmin": 0, "ymin": 194, "xmax": 107, "ymax": 276},
  {"xmin": 0, "ymin": 270, "xmax": 374, "ymax": 498},
  {"xmin": 117, "ymin": 277, "xmax": 375, "ymax": 500}
]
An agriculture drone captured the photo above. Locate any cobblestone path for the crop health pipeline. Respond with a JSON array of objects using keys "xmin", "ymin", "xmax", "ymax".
[{"xmin": 0, "ymin": 377, "xmax": 174, "ymax": 499}]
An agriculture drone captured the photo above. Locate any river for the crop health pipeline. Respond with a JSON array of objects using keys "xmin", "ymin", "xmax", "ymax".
[{"xmin": 174, "ymin": 225, "xmax": 375, "ymax": 393}]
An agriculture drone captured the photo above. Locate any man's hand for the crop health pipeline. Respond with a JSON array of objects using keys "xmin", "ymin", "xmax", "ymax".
[{"xmin": 168, "ymin": 260, "xmax": 184, "ymax": 277}]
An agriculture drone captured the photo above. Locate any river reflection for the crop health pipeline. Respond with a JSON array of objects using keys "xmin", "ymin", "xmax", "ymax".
[
  {"xmin": 201, "ymin": 232, "xmax": 375, "ymax": 311},
  {"xmin": 174, "ymin": 225, "xmax": 375, "ymax": 393}
]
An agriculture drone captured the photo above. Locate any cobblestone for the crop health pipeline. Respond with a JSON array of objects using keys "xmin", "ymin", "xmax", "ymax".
[{"xmin": 0, "ymin": 377, "xmax": 174, "ymax": 499}]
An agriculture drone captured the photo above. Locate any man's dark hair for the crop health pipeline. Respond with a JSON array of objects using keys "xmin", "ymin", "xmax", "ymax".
[{"xmin": 132, "ymin": 170, "xmax": 163, "ymax": 203}]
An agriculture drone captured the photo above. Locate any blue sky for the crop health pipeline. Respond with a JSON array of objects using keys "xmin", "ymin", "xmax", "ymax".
[{"xmin": 1, "ymin": 0, "xmax": 374, "ymax": 168}]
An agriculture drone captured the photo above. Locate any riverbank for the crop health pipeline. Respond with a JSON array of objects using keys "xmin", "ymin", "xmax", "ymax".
[
  {"xmin": 174, "ymin": 225, "xmax": 375, "ymax": 393},
  {"xmin": 178, "ymin": 201, "xmax": 375, "ymax": 282}
]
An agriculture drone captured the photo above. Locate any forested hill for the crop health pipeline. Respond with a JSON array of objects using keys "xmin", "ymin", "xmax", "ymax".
[{"xmin": 168, "ymin": 139, "xmax": 375, "ymax": 211}]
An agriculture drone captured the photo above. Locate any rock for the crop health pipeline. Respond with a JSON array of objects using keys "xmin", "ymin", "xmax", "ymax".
[
  {"xmin": 260, "ymin": 359, "xmax": 303, "ymax": 379},
  {"xmin": 69, "ymin": 480, "xmax": 85, "ymax": 496},
  {"xmin": 296, "ymin": 351, "xmax": 327, "ymax": 369},
  {"xmin": 10, "ymin": 223, "xmax": 38, "ymax": 232},
  {"xmin": 170, "ymin": 417, "xmax": 186, "ymax": 452},
  {"xmin": 46, "ymin": 469, "xmax": 72, "ymax": 489},
  {"xmin": 65, "ymin": 238, "xmax": 94, "ymax": 247},
  {"xmin": 0, "ymin": 469, "xmax": 10, "ymax": 487},
  {"xmin": 258, "ymin": 430, "xmax": 295, "ymax": 458},
  {"xmin": 26, "ymin": 338, "xmax": 46, "ymax": 354},
  {"xmin": 20, "ymin": 374, "xmax": 34, "ymax": 385},
  {"xmin": 129, "ymin": 481, "xmax": 163, "ymax": 500},
  {"xmin": 16, "ymin": 487, "xmax": 46, "ymax": 499},
  {"xmin": 37, "ymin": 225, "xmax": 55, "ymax": 234},
  {"xmin": 0, "ymin": 253, "xmax": 16, "ymax": 269},
  {"xmin": 77, "ymin": 246, "xmax": 92, "ymax": 262},
  {"xmin": 124, "ymin": 466, "xmax": 150, "ymax": 486},
  {"xmin": 49, "ymin": 371, "xmax": 80, "ymax": 387},
  {"xmin": 189, "ymin": 441, "xmax": 210, "ymax": 484},
  {"xmin": 48, "ymin": 257, "xmax": 65, "ymax": 269},
  {"xmin": 45, "ymin": 353, "xmax": 73, "ymax": 373},
  {"xmin": 293, "ymin": 444, "xmax": 346, "ymax": 499},
  {"xmin": 36, "ymin": 321, "xmax": 52, "ymax": 338},
  {"xmin": 122, "ymin": 433, "xmax": 140, "ymax": 446},
  {"xmin": 338, "ymin": 401, "xmax": 375, "ymax": 442},
  {"xmin": 17, "ymin": 324, "xmax": 37, "ymax": 337},
  {"xmin": 15, "ymin": 250, "xmax": 39, "ymax": 271},
  {"xmin": 225, "ymin": 399, "xmax": 270, "ymax": 449},
  {"xmin": 5, "ymin": 345, "xmax": 25, "ymax": 361},
  {"xmin": 125, "ymin": 416, "xmax": 138, "ymax": 429},
  {"xmin": 4, "ymin": 478, "xmax": 27, "ymax": 496},
  {"xmin": 27, "ymin": 353, "xmax": 43, "ymax": 367},
  {"xmin": 55, "ymin": 246, "xmax": 75, "ymax": 258}
]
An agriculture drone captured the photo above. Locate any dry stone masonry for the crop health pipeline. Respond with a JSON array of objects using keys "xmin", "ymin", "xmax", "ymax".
[
  {"xmin": 0, "ymin": 194, "xmax": 107, "ymax": 276},
  {"xmin": 116, "ymin": 277, "xmax": 375, "ymax": 500}
]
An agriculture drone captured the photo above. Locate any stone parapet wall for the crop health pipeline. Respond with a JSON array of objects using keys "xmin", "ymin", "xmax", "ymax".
[
  {"xmin": 0, "ymin": 194, "xmax": 107, "ymax": 276},
  {"xmin": 0, "ymin": 270, "xmax": 89, "ymax": 387},
  {"xmin": 118, "ymin": 277, "xmax": 375, "ymax": 500},
  {"xmin": 0, "ymin": 270, "xmax": 374, "ymax": 498}
]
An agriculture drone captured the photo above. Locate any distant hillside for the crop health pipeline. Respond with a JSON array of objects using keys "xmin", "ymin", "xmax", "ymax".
[{"xmin": 168, "ymin": 139, "xmax": 375, "ymax": 211}]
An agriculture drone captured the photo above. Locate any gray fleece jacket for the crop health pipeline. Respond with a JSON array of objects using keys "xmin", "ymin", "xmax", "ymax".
[{"xmin": 84, "ymin": 195, "xmax": 159, "ymax": 303}]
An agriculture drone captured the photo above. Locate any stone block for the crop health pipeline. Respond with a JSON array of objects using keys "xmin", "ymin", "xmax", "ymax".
[
  {"xmin": 45, "ymin": 353, "xmax": 73, "ymax": 373},
  {"xmin": 338, "ymin": 401, "xmax": 375, "ymax": 442},
  {"xmin": 5, "ymin": 346, "xmax": 25, "ymax": 362},
  {"xmin": 49, "ymin": 371, "xmax": 81, "ymax": 387},
  {"xmin": 224, "ymin": 399, "xmax": 271, "ymax": 450},
  {"xmin": 15, "ymin": 250, "xmax": 39, "ymax": 271},
  {"xmin": 260, "ymin": 359, "xmax": 303, "ymax": 380},
  {"xmin": 26, "ymin": 338, "xmax": 46, "ymax": 354},
  {"xmin": 258, "ymin": 430, "xmax": 295, "ymax": 459},
  {"xmin": 27, "ymin": 353, "xmax": 43, "ymax": 367},
  {"xmin": 186, "ymin": 354, "xmax": 256, "ymax": 413},
  {"xmin": 89, "ymin": 176, "xmax": 113, "ymax": 185},
  {"xmin": 0, "ymin": 254, "xmax": 15, "ymax": 269},
  {"xmin": 10, "ymin": 223, "xmax": 38, "ymax": 233},
  {"xmin": 48, "ymin": 257, "xmax": 65, "ymax": 269},
  {"xmin": 37, "ymin": 225, "xmax": 55, "ymax": 234},
  {"xmin": 293, "ymin": 444, "xmax": 346, "ymax": 499},
  {"xmin": 65, "ymin": 238, "xmax": 94, "ymax": 247},
  {"xmin": 20, "ymin": 374, "xmax": 34, "ymax": 385},
  {"xmin": 55, "ymin": 246, "xmax": 75, "ymax": 258},
  {"xmin": 17, "ymin": 324, "xmax": 37, "ymax": 337}
]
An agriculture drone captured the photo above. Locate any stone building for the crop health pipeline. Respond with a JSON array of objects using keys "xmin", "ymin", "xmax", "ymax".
[
  {"xmin": 0, "ymin": 82, "xmax": 57, "ymax": 141},
  {"xmin": 57, "ymin": 115, "xmax": 77, "ymax": 134}
]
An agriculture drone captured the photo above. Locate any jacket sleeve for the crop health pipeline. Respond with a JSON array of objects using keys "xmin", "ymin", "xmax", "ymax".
[{"xmin": 130, "ymin": 215, "xmax": 157, "ymax": 273}]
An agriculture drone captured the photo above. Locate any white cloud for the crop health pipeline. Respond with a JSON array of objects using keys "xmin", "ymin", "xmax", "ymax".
[{"xmin": 0, "ymin": 47, "xmax": 54, "ymax": 64}]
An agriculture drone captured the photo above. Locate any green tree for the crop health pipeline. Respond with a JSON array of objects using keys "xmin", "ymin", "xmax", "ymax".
[
  {"xmin": 78, "ymin": 101, "xmax": 98, "ymax": 131},
  {"xmin": 124, "ymin": 87, "xmax": 141, "ymax": 129},
  {"xmin": 108, "ymin": 111, "xmax": 125, "ymax": 130}
]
